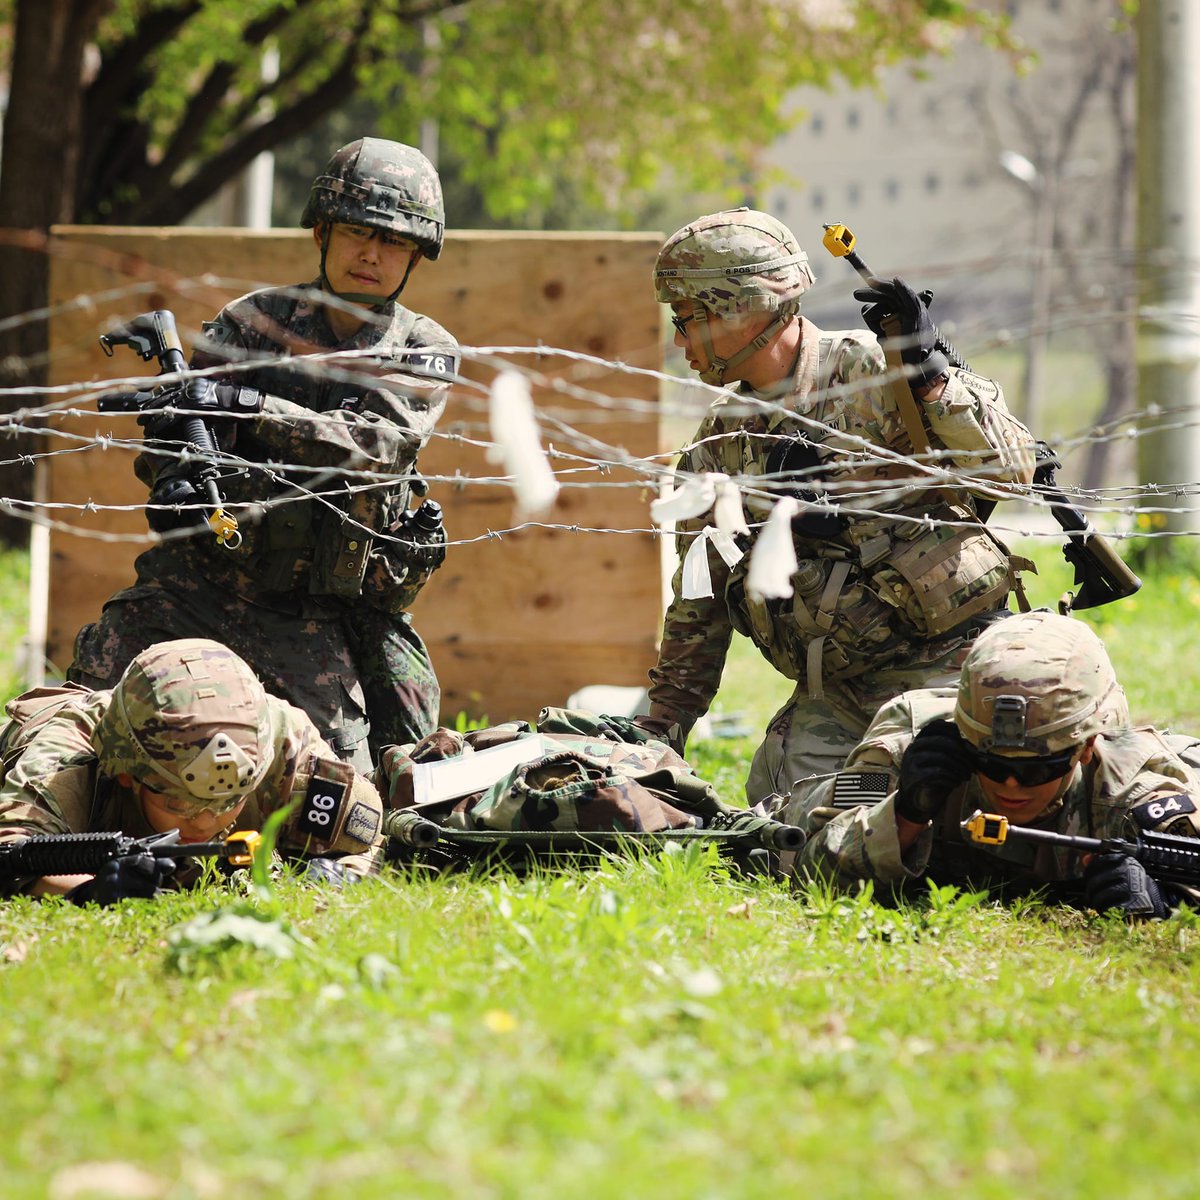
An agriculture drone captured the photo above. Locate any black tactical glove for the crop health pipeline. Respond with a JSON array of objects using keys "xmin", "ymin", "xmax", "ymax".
[
  {"xmin": 137, "ymin": 379, "xmax": 263, "ymax": 439},
  {"xmin": 852, "ymin": 276, "xmax": 950, "ymax": 388},
  {"xmin": 145, "ymin": 469, "xmax": 209, "ymax": 534},
  {"xmin": 299, "ymin": 857, "xmax": 363, "ymax": 888},
  {"xmin": 66, "ymin": 853, "xmax": 176, "ymax": 906},
  {"xmin": 895, "ymin": 719, "xmax": 975, "ymax": 824},
  {"xmin": 1083, "ymin": 852, "xmax": 1170, "ymax": 920}
]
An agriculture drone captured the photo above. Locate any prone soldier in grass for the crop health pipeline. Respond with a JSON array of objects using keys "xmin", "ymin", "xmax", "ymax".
[
  {"xmin": 642, "ymin": 208, "xmax": 1036, "ymax": 803},
  {"xmin": 781, "ymin": 611, "xmax": 1200, "ymax": 918},
  {"xmin": 69, "ymin": 137, "xmax": 459, "ymax": 770},
  {"xmin": 2, "ymin": 639, "xmax": 385, "ymax": 903}
]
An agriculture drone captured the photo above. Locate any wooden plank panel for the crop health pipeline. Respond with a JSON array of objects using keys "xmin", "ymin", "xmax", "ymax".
[
  {"xmin": 436, "ymin": 640, "xmax": 661, "ymax": 725},
  {"xmin": 45, "ymin": 227, "xmax": 666, "ymax": 723}
]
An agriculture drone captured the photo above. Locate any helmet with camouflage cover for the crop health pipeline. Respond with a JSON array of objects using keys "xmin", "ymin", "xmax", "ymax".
[
  {"xmin": 654, "ymin": 208, "xmax": 815, "ymax": 316},
  {"xmin": 301, "ymin": 137, "xmax": 445, "ymax": 260},
  {"xmin": 954, "ymin": 612, "xmax": 1129, "ymax": 756},
  {"xmin": 94, "ymin": 639, "xmax": 275, "ymax": 814},
  {"xmin": 654, "ymin": 208, "xmax": 814, "ymax": 386}
]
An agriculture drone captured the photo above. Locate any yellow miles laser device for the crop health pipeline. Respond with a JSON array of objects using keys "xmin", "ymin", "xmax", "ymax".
[
  {"xmin": 962, "ymin": 810, "xmax": 1010, "ymax": 846},
  {"xmin": 821, "ymin": 223, "xmax": 857, "ymax": 259},
  {"xmin": 222, "ymin": 829, "xmax": 262, "ymax": 868}
]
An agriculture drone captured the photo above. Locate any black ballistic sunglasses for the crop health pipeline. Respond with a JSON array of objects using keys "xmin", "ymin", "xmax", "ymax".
[
  {"xmin": 967, "ymin": 746, "xmax": 1080, "ymax": 788},
  {"xmin": 671, "ymin": 311, "xmax": 699, "ymax": 338}
]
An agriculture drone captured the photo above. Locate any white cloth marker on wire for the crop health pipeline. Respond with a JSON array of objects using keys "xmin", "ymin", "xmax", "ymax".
[
  {"xmin": 680, "ymin": 525, "xmax": 744, "ymax": 600},
  {"xmin": 746, "ymin": 497, "xmax": 799, "ymax": 601},
  {"xmin": 650, "ymin": 472, "xmax": 719, "ymax": 525},
  {"xmin": 487, "ymin": 370, "xmax": 560, "ymax": 517}
]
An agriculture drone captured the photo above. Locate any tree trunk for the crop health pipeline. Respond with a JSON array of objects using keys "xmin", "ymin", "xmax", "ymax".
[
  {"xmin": 1082, "ymin": 342, "xmax": 1136, "ymax": 494},
  {"xmin": 0, "ymin": 0, "xmax": 109, "ymax": 547}
]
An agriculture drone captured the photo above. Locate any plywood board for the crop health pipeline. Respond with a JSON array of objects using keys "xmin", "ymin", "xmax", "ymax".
[{"xmin": 44, "ymin": 226, "xmax": 666, "ymax": 724}]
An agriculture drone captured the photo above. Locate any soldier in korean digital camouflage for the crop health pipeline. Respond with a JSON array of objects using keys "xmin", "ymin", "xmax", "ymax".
[
  {"xmin": 780, "ymin": 611, "xmax": 1200, "ymax": 918},
  {"xmin": 1, "ymin": 639, "xmax": 385, "ymax": 903},
  {"xmin": 68, "ymin": 138, "xmax": 459, "ymax": 771},
  {"xmin": 640, "ymin": 207, "xmax": 1037, "ymax": 802}
]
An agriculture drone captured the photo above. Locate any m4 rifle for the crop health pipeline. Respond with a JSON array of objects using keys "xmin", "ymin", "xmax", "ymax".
[
  {"xmin": 99, "ymin": 309, "xmax": 243, "ymax": 549},
  {"xmin": 962, "ymin": 809, "xmax": 1200, "ymax": 889},
  {"xmin": 0, "ymin": 828, "xmax": 261, "ymax": 885},
  {"xmin": 821, "ymin": 223, "xmax": 1141, "ymax": 611}
]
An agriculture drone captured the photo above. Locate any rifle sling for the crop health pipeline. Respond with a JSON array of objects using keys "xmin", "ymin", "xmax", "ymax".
[
  {"xmin": 878, "ymin": 316, "xmax": 1031, "ymax": 613},
  {"xmin": 879, "ymin": 313, "xmax": 932, "ymax": 457}
]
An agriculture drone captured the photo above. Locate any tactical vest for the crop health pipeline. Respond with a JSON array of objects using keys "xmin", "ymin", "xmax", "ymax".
[
  {"xmin": 725, "ymin": 334, "xmax": 1021, "ymax": 699},
  {"xmin": 258, "ymin": 309, "xmax": 420, "ymax": 598}
]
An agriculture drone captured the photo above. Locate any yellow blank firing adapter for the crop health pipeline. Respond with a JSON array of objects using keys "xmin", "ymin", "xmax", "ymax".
[
  {"xmin": 962, "ymin": 810, "xmax": 1010, "ymax": 846},
  {"xmin": 225, "ymin": 829, "xmax": 262, "ymax": 867},
  {"xmin": 208, "ymin": 508, "xmax": 242, "ymax": 550},
  {"xmin": 822, "ymin": 223, "xmax": 856, "ymax": 258}
]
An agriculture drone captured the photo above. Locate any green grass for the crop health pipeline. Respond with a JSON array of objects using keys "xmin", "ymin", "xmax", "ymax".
[
  {"xmin": 0, "ymin": 545, "xmax": 29, "ymax": 702},
  {"xmin": 3, "ymin": 859, "xmax": 1200, "ymax": 1198},
  {"xmin": 3, "ymin": 545, "xmax": 1200, "ymax": 1199}
]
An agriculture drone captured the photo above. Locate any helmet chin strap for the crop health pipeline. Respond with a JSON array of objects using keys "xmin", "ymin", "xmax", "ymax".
[
  {"xmin": 317, "ymin": 226, "xmax": 421, "ymax": 309},
  {"xmin": 696, "ymin": 304, "xmax": 798, "ymax": 386}
]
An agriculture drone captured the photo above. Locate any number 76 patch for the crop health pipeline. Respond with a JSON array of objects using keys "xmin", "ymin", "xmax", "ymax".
[{"xmin": 298, "ymin": 775, "xmax": 349, "ymax": 841}]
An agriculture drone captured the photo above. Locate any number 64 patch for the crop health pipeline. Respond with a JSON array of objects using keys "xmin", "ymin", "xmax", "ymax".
[
  {"xmin": 1132, "ymin": 793, "xmax": 1197, "ymax": 829},
  {"xmin": 298, "ymin": 775, "xmax": 349, "ymax": 841}
]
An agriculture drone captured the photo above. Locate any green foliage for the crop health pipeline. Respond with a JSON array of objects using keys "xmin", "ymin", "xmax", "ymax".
[
  {"xmin": 250, "ymin": 795, "xmax": 299, "ymax": 904},
  {"xmin": 164, "ymin": 904, "xmax": 312, "ymax": 973},
  {"xmin": 453, "ymin": 709, "xmax": 491, "ymax": 733},
  {"xmin": 0, "ymin": 544, "xmax": 28, "ymax": 701},
  {"xmin": 12, "ymin": 0, "xmax": 1012, "ymax": 226},
  {"xmin": 1077, "ymin": 565, "xmax": 1200, "ymax": 731},
  {"xmin": 381, "ymin": 0, "xmax": 1008, "ymax": 225}
]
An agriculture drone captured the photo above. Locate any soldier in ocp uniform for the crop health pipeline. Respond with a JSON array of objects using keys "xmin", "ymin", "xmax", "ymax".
[
  {"xmin": 2, "ymin": 639, "xmax": 385, "ymax": 903},
  {"xmin": 642, "ymin": 208, "xmax": 1037, "ymax": 802},
  {"xmin": 69, "ymin": 138, "xmax": 460, "ymax": 771},
  {"xmin": 782, "ymin": 611, "xmax": 1200, "ymax": 918}
]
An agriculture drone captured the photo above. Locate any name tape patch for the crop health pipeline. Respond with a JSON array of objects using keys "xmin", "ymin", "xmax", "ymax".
[{"xmin": 343, "ymin": 801, "xmax": 381, "ymax": 847}]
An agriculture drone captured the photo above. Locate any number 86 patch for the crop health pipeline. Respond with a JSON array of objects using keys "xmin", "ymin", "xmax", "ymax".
[{"xmin": 298, "ymin": 775, "xmax": 349, "ymax": 841}]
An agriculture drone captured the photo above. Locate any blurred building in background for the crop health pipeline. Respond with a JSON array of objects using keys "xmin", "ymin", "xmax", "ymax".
[{"xmin": 764, "ymin": 0, "xmax": 1133, "ymax": 487}]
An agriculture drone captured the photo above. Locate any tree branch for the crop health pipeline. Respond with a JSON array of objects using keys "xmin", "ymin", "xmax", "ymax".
[
  {"xmin": 153, "ymin": 4, "xmax": 300, "ymax": 179},
  {"xmin": 84, "ymin": 3, "xmax": 200, "ymax": 128},
  {"xmin": 137, "ymin": 38, "xmax": 371, "ymax": 224}
]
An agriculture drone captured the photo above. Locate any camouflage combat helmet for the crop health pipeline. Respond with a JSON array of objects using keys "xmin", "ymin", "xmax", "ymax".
[
  {"xmin": 954, "ymin": 611, "xmax": 1129, "ymax": 756},
  {"xmin": 301, "ymin": 137, "xmax": 445, "ymax": 259},
  {"xmin": 654, "ymin": 208, "xmax": 815, "ymax": 385},
  {"xmin": 302, "ymin": 137, "xmax": 444, "ymax": 306},
  {"xmin": 94, "ymin": 639, "xmax": 275, "ymax": 814}
]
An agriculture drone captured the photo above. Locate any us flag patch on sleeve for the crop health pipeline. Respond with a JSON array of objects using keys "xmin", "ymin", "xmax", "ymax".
[{"xmin": 832, "ymin": 772, "xmax": 892, "ymax": 808}]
